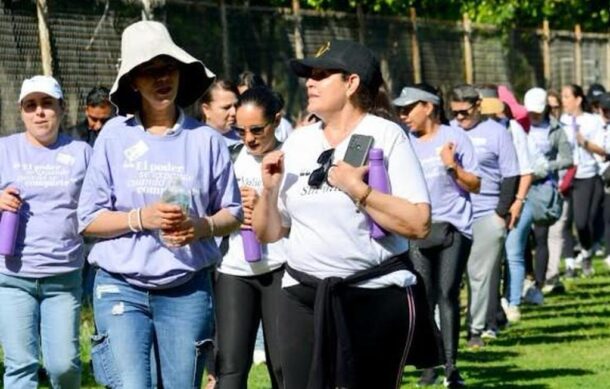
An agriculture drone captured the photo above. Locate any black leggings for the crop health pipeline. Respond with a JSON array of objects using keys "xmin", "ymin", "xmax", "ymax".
[
  {"xmin": 214, "ymin": 268, "xmax": 284, "ymax": 389},
  {"xmin": 571, "ymin": 176, "xmax": 604, "ymax": 251},
  {"xmin": 409, "ymin": 231, "xmax": 471, "ymax": 366},
  {"xmin": 279, "ymin": 283, "xmax": 415, "ymax": 389}
]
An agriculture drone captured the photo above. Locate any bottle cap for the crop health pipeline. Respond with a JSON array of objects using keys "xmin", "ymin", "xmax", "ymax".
[{"xmin": 369, "ymin": 148, "xmax": 383, "ymax": 159}]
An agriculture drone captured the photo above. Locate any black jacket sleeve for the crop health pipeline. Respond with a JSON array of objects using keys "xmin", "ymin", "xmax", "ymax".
[{"xmin": 495, "ymin": 175, "xmax": 519, "ymax": 218}]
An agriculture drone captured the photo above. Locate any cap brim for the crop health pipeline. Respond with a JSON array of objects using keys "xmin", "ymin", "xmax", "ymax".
[
  {"xmin": 392, "ymin": 96, "xmax": 417, "ymax": 107},
  {"xmin": 289, "ymin": 57, "xmax": 346, "ymax": 78}
]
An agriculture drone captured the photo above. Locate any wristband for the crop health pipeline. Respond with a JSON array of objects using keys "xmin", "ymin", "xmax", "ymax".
[
  {"xmin": 515, "ymin": 196, "xmax": 526, "ymax": 203},
  {"xmin": 355, "ymin": 185, "xmax": 373, "ymax": 208},
  {"xmin": 127, "ymin": 209, "xmax": 139, "ymax": 233},
  {"xmin": 445, "ymin": 163, "xmax": 457, "ymax": 173},
  {"xmin": 136, "ymin": 208, "xmax": 144, "ymax": 231},
  {"xmin": 206, "ymin": 216, "xmax": 215, "ymax": 237}
]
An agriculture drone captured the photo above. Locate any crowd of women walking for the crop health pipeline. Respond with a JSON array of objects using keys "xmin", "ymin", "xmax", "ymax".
[{"xmin": 0, "ymin": 19, "xmax": 609, "ymax": 389}]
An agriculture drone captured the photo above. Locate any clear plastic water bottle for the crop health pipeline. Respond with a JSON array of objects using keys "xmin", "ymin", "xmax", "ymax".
[
  {"xmin": 161, "ymin": 178, "xmax": 190, "ymax": 214},
  {"xmin": 159, "ymin": 179, "xmax": 190, "ymax": 246}
]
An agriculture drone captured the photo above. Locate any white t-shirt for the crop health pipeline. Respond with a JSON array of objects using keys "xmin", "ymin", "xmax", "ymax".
[
  {"xmin": 509, "ymin": 119, "xmax": 533, "ymax": 175},
  {"xmin": 278, "ymin": 114, "xmax": 430, "ymax": 288},
  {"xmin": 218, "ymin": 147, "xmax": 287, "ymax": 276},
  {"xmin": 275, "ymin": 117, "xmax": 294, "ymax": 142},
  {"xmin": 560, "ymin": 112, "xmax": 604, "ymax": 178}
]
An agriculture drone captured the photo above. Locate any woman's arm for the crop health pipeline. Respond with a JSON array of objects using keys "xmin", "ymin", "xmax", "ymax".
[
  {"xmin": 508, "ymin": 173, "xmax": 532, "ymax": 229},
  {"xmin": 440, "ymin": 141, "xmax": 480, "ymax": 193},
  {"xmin": 252, "ymin": 151, "xmax": 290, "ymax": 243},
  {"xmin": 328, "ymin": 161, "xmax": 430, "ymax": 239}
]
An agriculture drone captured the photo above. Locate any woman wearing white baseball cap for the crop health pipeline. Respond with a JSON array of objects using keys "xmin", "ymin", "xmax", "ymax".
[
  {"xmin": 77, "ymin": 21, "xmax": 242, "ymax": 388},
  {"xmin": 0, "ymin": 75, "xmax": 92, "ymax": 388}
]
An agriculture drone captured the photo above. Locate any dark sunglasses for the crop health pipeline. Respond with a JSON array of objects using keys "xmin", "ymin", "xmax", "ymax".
[
  {"xmin": 398, "ymin": 102, "xmax": 420, "ymax": 117},
  {"xmin": 451, "ymin": 104, "xmax": 475, "ymax": 118},
  {"xmin": 231, "ymin": 122, "xmax": 270, "ymax": 138},
  {"xmin": 308, "ymin": 148, "xmax": 335, "ymax": 189}
]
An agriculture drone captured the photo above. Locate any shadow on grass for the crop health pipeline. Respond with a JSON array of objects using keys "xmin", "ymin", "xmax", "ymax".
[{"xmin": 462, "ymin": 365, "xmax": 592, "ymax": 388}]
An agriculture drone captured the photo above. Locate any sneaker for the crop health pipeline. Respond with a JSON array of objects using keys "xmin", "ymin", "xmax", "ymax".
[
  {"xmin": 466, "ymin": 334, "xmax": 484, "ymax": 349},
  {"xmin": 521, "ymin": 278, "xmax": 535, "ymax": 298},
  {"xmin": 523, "ymin": 286, "xmax": 544, "ymax": 305},
  {"xmin": 542, "ymin": 278, "xmax": 565, "ymax": 294},
  {"xmin": 564, "ymin": 266, "xmax": 577, "ymax": 279},
  {"xmin": 582, "ymin": 258, "xmax": 595, "ymax": 277},
  {"xmin": 500, "ymin": 297, "xmax": 509, "ymax": 311},
  {"xmin": 417, "ymin": 368, "xmax": 438, "ymax": 386},
  {"xmin": 481, "ymin": 329, "xmax": 497, "ymax": 340},
  {"xmin": 505, "ymin": 305, "xmax": 521, "ymax": 323},
  {"xmin": 444, "ymin": 367, "xmax": 465, "ymax": 388}
]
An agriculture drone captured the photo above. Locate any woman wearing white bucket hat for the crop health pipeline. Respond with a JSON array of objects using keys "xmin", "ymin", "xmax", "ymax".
[
  {"xmin": 0, "ymin": 75, "xmax": 91, "ymax": 388},
  {"xmin": 77, "ymin": 21, "xmax": 242, "ymax": 388}
]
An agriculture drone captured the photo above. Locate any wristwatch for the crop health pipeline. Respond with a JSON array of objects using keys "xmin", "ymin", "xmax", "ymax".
[{"xmin": 445, "ymin": 163, "xmax": 457, "ymax": 173}]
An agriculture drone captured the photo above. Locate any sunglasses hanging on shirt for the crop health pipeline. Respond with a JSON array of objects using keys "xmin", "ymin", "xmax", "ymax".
[{"xmin": 308, "ymin": 148, "xmax": 335, "ymax": 189}]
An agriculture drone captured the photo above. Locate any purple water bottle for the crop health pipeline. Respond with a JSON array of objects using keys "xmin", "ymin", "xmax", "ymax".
[
  {"xmin": 241, "ymin": 228, "xmax": 262, "ymax": 262},
  {"xmin": 0, "ymin": 210, "xmax": 20, "ymax": 256},
  {"xmin": 368, "ymin": 148, "xmax": 389, "ymax": 239}
]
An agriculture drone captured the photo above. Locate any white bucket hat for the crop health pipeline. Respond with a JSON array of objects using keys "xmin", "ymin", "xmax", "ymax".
[{"xmin": 110, "ymin": 21, "xmax": 215, "ymax": 115}]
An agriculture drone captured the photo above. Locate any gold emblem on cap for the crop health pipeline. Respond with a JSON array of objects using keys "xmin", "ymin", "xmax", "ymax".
[{"xmin": 315, "ymin": 42, "xmax": 331, "ymax": 57}]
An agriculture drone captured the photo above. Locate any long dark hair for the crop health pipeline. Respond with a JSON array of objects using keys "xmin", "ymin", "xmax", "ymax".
[
  {"xmin": 236, "ymin": 86, "xmax": 283, "ymax": 123},
  {"xmin": 564, "ymin": 84, "xmax": 591, "ymax": 113}
]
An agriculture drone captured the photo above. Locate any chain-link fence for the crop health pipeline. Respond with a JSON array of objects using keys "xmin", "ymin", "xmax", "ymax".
[{"xmin": 1, "ymin": 0, "xmax": 609, "ymax": 135}]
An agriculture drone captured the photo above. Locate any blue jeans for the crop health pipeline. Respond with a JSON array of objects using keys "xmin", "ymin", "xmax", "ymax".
[
  {"xmin": 505, "ymin": 201, "xmax": 534, "ymax": 306},
  {"xmin": 92, "ymin": 269, "xmax": 214, "ymax": 389},
  {"xmin": 0, "ymin": 270, "xmax": 82, "ymax": 389}
]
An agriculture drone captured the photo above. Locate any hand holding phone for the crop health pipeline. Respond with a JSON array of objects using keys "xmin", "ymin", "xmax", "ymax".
[{"xmin": 343, "ymin": 134, "xmax": 374, "ymax": 167}]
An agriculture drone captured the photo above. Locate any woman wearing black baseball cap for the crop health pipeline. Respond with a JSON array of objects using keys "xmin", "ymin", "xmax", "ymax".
[{"xmin": 253, "ymin": 40, "xmax": 440, "ymax": 389}]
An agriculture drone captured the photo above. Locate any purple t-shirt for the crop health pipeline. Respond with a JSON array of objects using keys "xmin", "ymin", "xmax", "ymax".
[
  {"xmin": 409, "ymin": 125, "xmax": 479, "ymax": 238},
  {"xmin": 0, "ymin": 133, "xmax": 92, "ymax": 277},
  {"xmin": 78, "ymin": 112, "xmax": 242, "ymax": 289},
  {"xmin": 452, "ymin": 119, "xmax": 519, "ymax": 219}
]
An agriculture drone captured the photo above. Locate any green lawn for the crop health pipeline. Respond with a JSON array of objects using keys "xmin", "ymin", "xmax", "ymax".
[{"xmin": 4, "ymin": 262, "xmax": 610, "ymax": 388}]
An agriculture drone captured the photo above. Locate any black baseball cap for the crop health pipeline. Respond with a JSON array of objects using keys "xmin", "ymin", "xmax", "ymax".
[
  {"xmin": 587, "ymin": 83, "xmax": 606, "ymax": 104},
  {"xmin": 290, "ymin": 40, "xmax": 382, "ymax": 91}
]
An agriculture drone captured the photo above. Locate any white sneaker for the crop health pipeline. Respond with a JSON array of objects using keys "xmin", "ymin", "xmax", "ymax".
[
  {"xmin": 604, "ymin": 256, "xmax": 610, "ymax": 269},
  {"xmin": 481, "ymin": 329, "xmax": 498, "ymax": 340},
  {"xmin": 505, "ymin": 305, "xmax": 521, "ymax": 323},
  {"xmin": 500, "ymin": 297, "xmax": 509, "ymax": 312},
  {"xmin": 521, "ymin": 278, "xmax": 535, "ymax": 298},
  {"xmin": 523, "ymin": 287, "xmax": 544, "ymax": 305}
]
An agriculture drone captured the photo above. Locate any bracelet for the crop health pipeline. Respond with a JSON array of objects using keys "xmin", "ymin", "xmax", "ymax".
[
  {"xmin": 127, "ymin": 209, "xmax": 138, "ymax": 233},
  {"xmin": 205, "ymin": 216, "xmax": 215, "ymax": 237},
  {"xmin": 445, "ymin": 163, "xmax": 457, "ymax": 173},
  {"xmin": 355, "ymin": 185, "xmax": 373, "ymax": 208},
  {"xmin": 515, "ymin": 196, "xmax": 526, "ymax": 203},
  {"xmin": 136, "ymin": 208, "xmax": 144, "ymax": 231}
]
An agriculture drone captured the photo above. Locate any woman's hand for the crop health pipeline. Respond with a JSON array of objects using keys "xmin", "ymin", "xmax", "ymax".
[
  {"xmin": 326, "ymin": 161, "xmax": 368, "ymax": 197},
  {"xmin": 240, "ymin": 186, "xmax": 259, "ymax": 227},
  {"xmin": 160, "ymin": 216, "xmax": 208, "ymax": 248},
  {"xmin": 440, "ymin": 142, "xmax": 456, "ymax": 167},
  {"xmin": 261, "ymin": 151, "xmax": 284, "ymax": 191},
  {"xmin": 140, "ymin": 202, "xmax": 185, "ymax": 231},
  {"xmin": 0, "ymin": 187, "xmax": 22, "ymax": 213}
]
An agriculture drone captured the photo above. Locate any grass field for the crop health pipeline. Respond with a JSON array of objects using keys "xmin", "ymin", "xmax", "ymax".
[{"xmin": 3, "ymin": 261, "xmax": 610, "ymax": 388}]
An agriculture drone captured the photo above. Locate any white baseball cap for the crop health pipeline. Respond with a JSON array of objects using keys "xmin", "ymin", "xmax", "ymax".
[
  {"xmin": 19, "ymin": 75, "xmax": 63, "ymax": 103},
  {"xmin": 524, "ymin": 87, "xmax": 547, "ymax": 114}
]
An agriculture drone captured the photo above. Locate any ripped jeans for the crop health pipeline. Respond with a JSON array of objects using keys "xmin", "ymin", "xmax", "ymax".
[{"xmin": 91, "ymin": 269, "xmax": 214, "ymax": 389}]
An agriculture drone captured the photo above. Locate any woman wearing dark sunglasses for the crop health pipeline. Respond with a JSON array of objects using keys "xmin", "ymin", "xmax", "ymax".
[
  {"xmin": 394, "ymin": 83, "xmax": 480, "ymax": 388},
  {"xmin": 214, "ymin": 86, "xmax": 286, "ymax": 389},
  {"xmin": 253, "ymin": 40, "xmax": 438, "ymax": 389},
  {"xmin": 449, "ymin": 85, "xmax": 520, "ymax": 349}
]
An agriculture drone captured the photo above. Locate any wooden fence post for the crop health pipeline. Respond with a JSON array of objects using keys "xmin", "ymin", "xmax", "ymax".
[
  {"xmin": 292, "ymin": 0, "xmax": 304, "ymax": 59},
  {"xmin": 356, "ymin": 3, "xmax": 365, "ymax": 44},
  {"xmin": 574, "ymin": 24, "xmax": 582, "ymax": 85},
  {"xmin": 462, "ymin": 13, "xmax": 473, "ymax": 84},
  {"xmin": 219, "ymin": 0, "xmax": 230, "ymax": 78},
  {"xmin": 410, "ymin": 7, "xmax": 422, "ymax": 84},
  {"xmin": 36, "ymin": 0, "xmax": 53, "ymax": 76},
  {"xmin": 542, "ymin": 20, "xmax": 551, "ymax": 88}
]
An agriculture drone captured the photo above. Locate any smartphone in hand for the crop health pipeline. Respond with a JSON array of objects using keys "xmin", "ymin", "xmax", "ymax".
[{"xmin": 343, "ymin": 134, "xmax": 374, "ymax": 167}]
